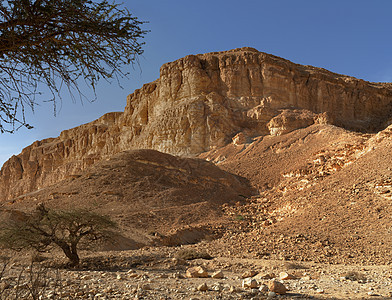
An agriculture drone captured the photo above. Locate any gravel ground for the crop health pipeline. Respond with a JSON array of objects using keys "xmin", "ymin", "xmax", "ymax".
[{"xmin": 2, "ymin": 245, "xmax": 392, "ymax": 299}]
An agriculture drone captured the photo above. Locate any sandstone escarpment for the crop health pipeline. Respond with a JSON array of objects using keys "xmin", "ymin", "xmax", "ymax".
[{"xmin": 1, "ymin": 47, "xmax": 392, "ymax": 201}]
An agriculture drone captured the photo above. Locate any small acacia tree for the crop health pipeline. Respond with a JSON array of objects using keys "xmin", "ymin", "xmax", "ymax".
[
  {"xmin": 0, "ymin": 0, "xmax": 148, "ymax": 132},
  {"xmin": 0, "ymin": 204, "xmax": 117, "ymax": 266}
]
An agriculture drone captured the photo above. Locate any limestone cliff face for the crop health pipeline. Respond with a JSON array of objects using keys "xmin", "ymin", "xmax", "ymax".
[{"xmin": 1, "ymin": 47, "xmax": 392, "ymax": 201}]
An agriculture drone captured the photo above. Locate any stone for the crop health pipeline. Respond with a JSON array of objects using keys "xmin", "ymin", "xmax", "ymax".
[
  {"xmin": 138, "ymin": 283, "xmax": 151, "ymax": 290},
  {"xmin": 171, "ymin": 258, "xmax": 185, "ymax": 266},
  {"xmin": 128, "ymin": 272, "xmax": 139, "ymax": 278},
  {"xmin": 211, "ymin": 270, "xmax": 224, "ymax": 279},
  {"xmin": 267, "ymin": 280, "xmax": 287, "ymax": 295},
  {"xmin": 186, "ymin": 266, "xmax": 209, "ymax": 278},
  {"xmin": 242, "ymin": 278, "xmax": 258, "ymax": 288},
  {"xmin": 3, "ymin": 48, "xmax": 392, "ymax": 201},
  {"xmin": 259, "ymin": 284, "xmax": 269, "ymax": 293},
  {"xmin": 241, "ymin": 270, "xmax": 258, "ymax": 278},
  {"xmin": 211, "ymin": 283, "xmax": 223, "ymax": 291},
  {"xmin": 197, "ymin": 283, "xmax": 208, "ymax": 292},
  {"xmin": 232, "ymin": 132, "xmax": 247, "ymax": 145},
  {"xmin": 268, "ymin": 291, "xmax": 277, "ymax": 298},
  {"xmin": 174, "ymin": 272, "xmax": 184, "ymax": 279},
  {"xmin": 255, "ymin": 272, "xmax": 276, "ymax": 280},
  {"xmin": 279, "ymin": 272, "xmax": 296, "ymax": 280},
  {"xmin": 267, "ymin": 109, "xmax": 319, "ymax": 136}
]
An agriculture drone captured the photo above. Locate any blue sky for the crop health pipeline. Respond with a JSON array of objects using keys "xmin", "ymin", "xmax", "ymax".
[{"xmin": 1, "ymin": 0, "xmax": 392, "ymax": 166}]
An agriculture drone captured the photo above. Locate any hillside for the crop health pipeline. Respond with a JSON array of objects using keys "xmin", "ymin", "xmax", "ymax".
[
  {"xmin": 2, "ymin": 47, "xmax": 392, "ymax": 201},
  {"xmin": 201, "ymin": 123, "xmax": 392, "ymax": 265},
  {"xmin": 2, "ymin": 48, "xmax": 392, "ymax": 298},
  {"xmin": 2, "ymin": 149, "xmax": 253, "ymax": 249}
]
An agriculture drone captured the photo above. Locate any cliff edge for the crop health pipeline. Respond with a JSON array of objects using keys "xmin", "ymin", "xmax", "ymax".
[{"xmin": 1, "ymin": 47, "xmax": 392, "ymax": 201}]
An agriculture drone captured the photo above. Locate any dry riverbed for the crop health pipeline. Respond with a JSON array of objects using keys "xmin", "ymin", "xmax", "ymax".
[{"xmin": 2, "ymin": 245, "xmax": 392, "ymax": 299}]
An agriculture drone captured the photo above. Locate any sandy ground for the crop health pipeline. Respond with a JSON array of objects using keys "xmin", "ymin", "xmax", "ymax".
[{"xmin": 2, "ymin": 245, "xmax": 392, "ymax": 299}]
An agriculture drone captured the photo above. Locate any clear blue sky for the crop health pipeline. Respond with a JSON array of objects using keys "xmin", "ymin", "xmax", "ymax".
[{"xmin": 1, "ymin": 0, "xmax": 392, "ymax": 167}]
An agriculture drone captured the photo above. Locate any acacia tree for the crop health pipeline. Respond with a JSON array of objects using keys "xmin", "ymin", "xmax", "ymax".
[
  {"xmin": 0, "ymin": 204, "xmax": 117, "ymax": 266},
  {"xmin": 0, "ymin": 0, "xmax": 148, "ymax": 133}
]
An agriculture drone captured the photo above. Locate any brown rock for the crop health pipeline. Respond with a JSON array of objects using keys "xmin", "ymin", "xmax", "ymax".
[
  {"xmin": 186, "ymin": 266, "xmax": 209, "ymax": 278},
  {"xmin": 242, "ymin": 278, "xmax": 258, "ymax": 288},
  {"xmin": 267, "ymin": 109, "xmax": 319, "ymax": 136},
  {"xmin": 232, "ymin": 132, "xmax": 247, "ymax": 145},
  {"xmin": 2, "ymin": 47, "xmax": 392, "ymax": 200},
  {"xmin": 279, "ymin": 272, "xmax": 296, "ymax": 280},
  {"xmin": 267, "ymin": 280, "xmax": 287, "ymax": 295},
  {"xmin": 241, "ymin": 270, "xmax": 258, "ymax": 278},
  {"xmin": 259, "ymin": 284, "xmax": 269, "ymax": 293},
  {"xmin": 197, "ymin": 283, "xmax": 208, "ymax": 291},
  {"xmin": 211, "ymin": 270, "xmax": 224, "ymax": 279},
  {"xmin": 255, "ymin": 272, "xmax": 276, "ymax": 280}
]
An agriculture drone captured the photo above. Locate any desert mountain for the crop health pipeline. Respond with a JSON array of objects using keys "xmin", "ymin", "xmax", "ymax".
[
  {"xmin": 2, "ymin": 47, "xmax": 392, "ymax": 201},
  {"xmin": 1, "ymin": 48, "xmax": 392, "ymax": 265}
]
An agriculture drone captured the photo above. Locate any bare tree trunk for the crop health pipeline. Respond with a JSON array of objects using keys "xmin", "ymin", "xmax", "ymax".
[{"xmin": 57, "ymin": 242, "xmax": 80, "ymax": 266}]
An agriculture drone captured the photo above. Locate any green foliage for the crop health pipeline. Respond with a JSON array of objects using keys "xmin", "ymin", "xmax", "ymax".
[
  {"xmin": 0, "ymin": 0, "xmax": 148, "ymax": 133},
  {"xmin": 0, "ymin": 205, "xmax": 117, "ymax": 266}
]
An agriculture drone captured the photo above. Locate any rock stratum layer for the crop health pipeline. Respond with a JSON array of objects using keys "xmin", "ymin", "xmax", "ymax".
[{"xmin": 1, "ymin": 47, "xmax": 392, "ymax": 201}]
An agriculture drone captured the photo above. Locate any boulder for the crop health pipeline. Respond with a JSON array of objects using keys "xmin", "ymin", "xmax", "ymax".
[{"xmin": 267, "ymin": 280, "xmax": 287, "ymax": 295}]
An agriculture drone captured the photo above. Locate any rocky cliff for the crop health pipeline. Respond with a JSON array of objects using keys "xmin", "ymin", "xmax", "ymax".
[{"xmin": 1, "ymin": 47, "xmax": 392, "ymax": 201}]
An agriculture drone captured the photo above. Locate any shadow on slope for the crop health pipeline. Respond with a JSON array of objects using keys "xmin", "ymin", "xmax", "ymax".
[{"xmin": 3, "ymin": 149, "xmax": 254, "ymax": 250}]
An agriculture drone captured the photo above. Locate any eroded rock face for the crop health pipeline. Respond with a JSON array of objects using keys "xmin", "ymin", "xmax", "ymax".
[{"xmin": 1, "ymin": 47, "xmax": 392, "ymax": 200}]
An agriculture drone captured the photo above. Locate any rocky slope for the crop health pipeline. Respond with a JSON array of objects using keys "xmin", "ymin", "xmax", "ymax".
[
  {"xmin": 2, "ymin": 47, "xmax": 392, "ymax": 201},
  {"xmin": 200, "ymin": 123, "xmax": 392, "ymax": 265},
  {"xmin": 2, "ymin": 149, "xmax": 253, "ymax": 249}
]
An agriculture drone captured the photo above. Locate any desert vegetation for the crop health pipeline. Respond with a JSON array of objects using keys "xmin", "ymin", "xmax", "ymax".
[{"xmin": 0, "ymin": 204, "xmax": 117, "ymax": 266}]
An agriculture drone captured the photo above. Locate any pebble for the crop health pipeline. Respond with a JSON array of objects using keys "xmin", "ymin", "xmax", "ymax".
[
  {"xmin": 174, "ymin": 272, "xmax": 184, "ymax": 279},
  {"xmin": 255, "ymin": 272, "xmax": 276, "ymax": 279},
  {"xmin": 259, "ymin": 284, "xmax": 269, "ymax": 293},
  {"xmin": 279, "ymin": 272, "xmax": 296, "ymax": 280},
  {"xmin": 197, "ymin": 283, "xmax": 208, "ymax": 292},
  {"xmin": 138, "ymin": 283, "xmax": 151, "ymax": 290},
  {"xmin": 211, "ymin": 270, "xmax": 224, "ymax": 279},
  {"xmin": 186, "ymin": 266, "xmax": 209, "ymax": 278},
  {"xmin": 268, "ymin": 291, "xmax": 277, "ymax": 298},
  {"xmin": 241, "ymin": 270, "xmax": 258, "ymax": 278},
  {"xmin": 242, "ymin": 278, "xmax": 258, "ymax": 288}
]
